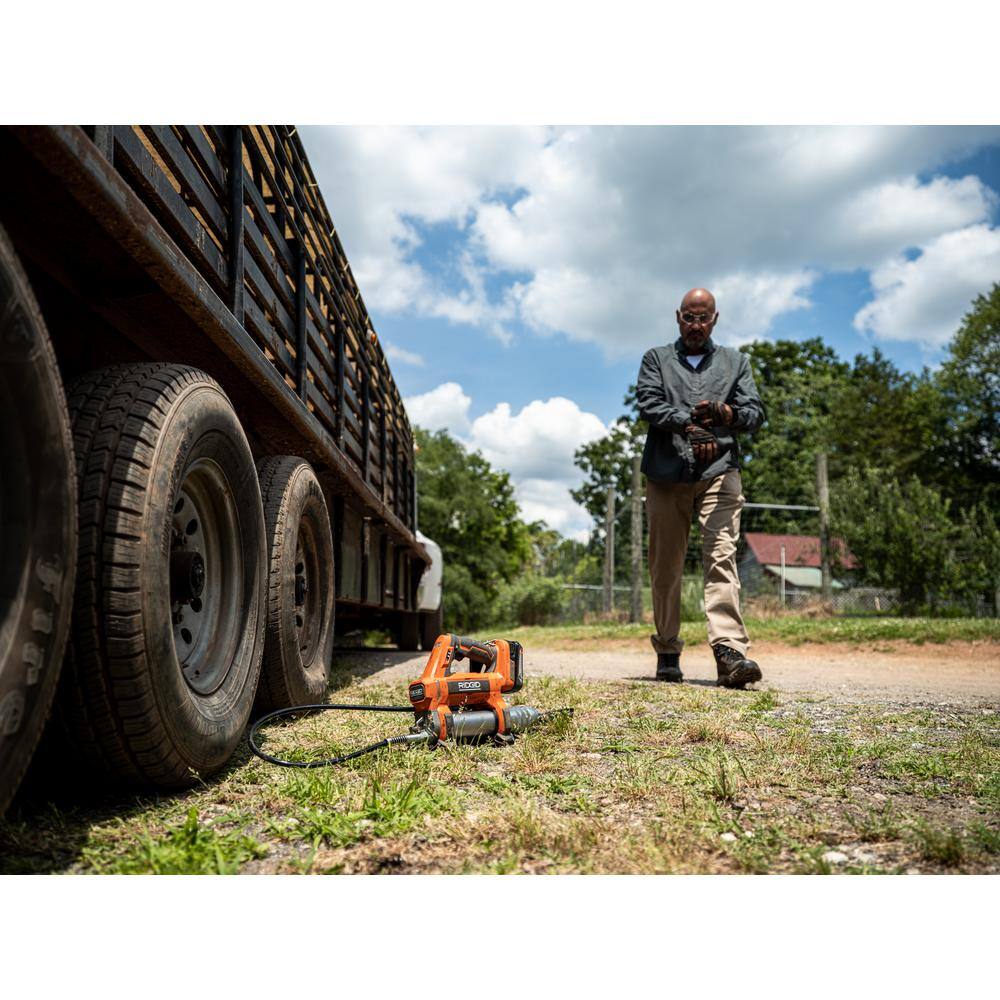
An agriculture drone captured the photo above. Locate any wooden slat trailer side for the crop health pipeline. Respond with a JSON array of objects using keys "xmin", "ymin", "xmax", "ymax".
[{"xmin": 0, "ymin": 125, "xmax": 441, "ymax": 809}]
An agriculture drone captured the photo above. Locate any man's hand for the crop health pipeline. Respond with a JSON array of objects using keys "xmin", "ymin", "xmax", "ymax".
[
  {"xmin": 685, "ymin": 424, "xmax": 719, "ymax": 464},
  {"xmin": 692, "ymin": 400, "xmax": 734, "ymax": 427}
]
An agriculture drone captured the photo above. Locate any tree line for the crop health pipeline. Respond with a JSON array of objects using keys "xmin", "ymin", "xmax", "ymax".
[{"xmin": 415, "ymin": 284, "xmax": 1000, "ymax": 627}]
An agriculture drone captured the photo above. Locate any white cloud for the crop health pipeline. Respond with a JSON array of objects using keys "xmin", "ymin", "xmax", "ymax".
[
  {"xmin": 513, "ymin": 479, "xmax": 591, "ymax": 535},
  {"xmin": 470, "ymin": 396, "xmax": 607, "ymax": 535},
  {"xmin": 405, "ymin": 386, "xmax": 608, "ymax": 536},
  {"xmin": 853, "ymin": 224, "xmax": 1000, "ymax": 348},
  {"xmin": 824, "ymin": 175, "xmax": 996, "ymax": 268},
  {"xmin": 404, "ymin": 382, "xmax": 471, "ymax": 436},
  {"xmin": 300, "ymin": 125, "xmax": 544, "ymax": 341},
  {"xmin": 710, "ymin": 271, "xmax": 817, "ymax": 343},
  {"xmin": 301, "ymin": 125, "xmax": 1000, "ymax": 357},
  {"xmin": 468, "ymin": 397, "xmax": 607, "ymax": 479},
  {"xmin": 384, "ymin": 342, "xmax": 425, "ymax": 367}
]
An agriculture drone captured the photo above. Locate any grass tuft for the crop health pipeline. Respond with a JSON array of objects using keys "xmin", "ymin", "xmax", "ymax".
[
  {"xmin": 908, "ymin": 820, "xmax": 966, "ymax": 866},
  {"xmin": 87, "ymin": 807, "xmax": 267, "ymax": 875}
]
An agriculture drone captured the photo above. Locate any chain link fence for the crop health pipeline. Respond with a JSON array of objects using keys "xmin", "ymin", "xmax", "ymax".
[
  {"xmin": 559, "ymin": 579, "xmax": 995, "ymax": 624},
  {"xmin": 557, "ymin": 578, "xmax": 703, "ymax": 624}
]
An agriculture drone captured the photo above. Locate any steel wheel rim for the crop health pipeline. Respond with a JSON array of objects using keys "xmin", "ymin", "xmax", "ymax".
[
  {"xmin": 294, "ymin": 517, "xmax": 322, "ymax": 666},
  {"xmin": 170, "ymin": 458, "xmax": 243, "ymax": 695}
]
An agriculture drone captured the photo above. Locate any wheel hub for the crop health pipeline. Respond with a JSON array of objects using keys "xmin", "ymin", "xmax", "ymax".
[
  {"xmin": 171, "ymin": 549, "xmax": 206, "ymax": 604},
  {"xmin": 169, "ymin": 465, "xmax": 243, "ymax": 696}
]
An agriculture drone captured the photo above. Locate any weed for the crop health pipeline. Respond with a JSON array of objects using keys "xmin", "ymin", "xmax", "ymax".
[
  {"xmin": 474, "ymin": 774, "xmax": 513, "ymax": 797},
  {"xmin": 613, "ymin": 756, "xmax": 669, "ymax": 803},
  {"xmin": 598, "ymin": 738, "xmax": 643, "ymax": 754},
  {"xmin": 86, "ymin": 808, "xmax": 267, "ymax": 874},
  {"xmin": 690, "ymin": 752, "xmax": 747, "ymax": 804},
  {"xmin": 302, "ymin": 777, "xmax": 454, "ymax": 848},
  {"xmin": 726, "ymin": 826, "xmax": 789, "ymax": 874},
  {"xmin": 562, "ymin": 792, "xmax": 600, "ymax": 815},
  {"xmin": 683, "ymin": 719, "xmax": 733, "ymax": 744},
  {"xmin": 908, "ymin": 820, "xmax": 966, "ymax": 866},
  {"xmin": 967, "ymin": 823, "xmax": 1000, "ymax": 854},
  {"xmin": 848, "ymin": 802, "xmax": 902, "ymax": 842},
  {"xmin": 745, "ymin": 690, "xmax": 779, "ymax": 714}
]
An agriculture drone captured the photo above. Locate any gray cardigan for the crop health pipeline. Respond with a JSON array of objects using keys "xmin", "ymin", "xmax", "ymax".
[{"xmin": 636, "ymin": 338, "xmax": 765, "ymax": 483}]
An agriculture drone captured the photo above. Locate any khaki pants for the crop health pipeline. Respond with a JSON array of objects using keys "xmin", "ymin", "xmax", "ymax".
[{"xmin": 646, "ymin": 469, "xmax": 749, "ymax": 656}]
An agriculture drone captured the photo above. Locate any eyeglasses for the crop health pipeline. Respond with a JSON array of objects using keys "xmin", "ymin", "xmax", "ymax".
[{"xmin": 680, "ymin": 311, "xmax": 714, "ymax": 325}]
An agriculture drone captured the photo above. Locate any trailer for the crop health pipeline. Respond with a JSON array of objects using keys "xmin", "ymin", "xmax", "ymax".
[{"xmin": 0, "ymin": 125, "xmax": 442, "ymax": 811}]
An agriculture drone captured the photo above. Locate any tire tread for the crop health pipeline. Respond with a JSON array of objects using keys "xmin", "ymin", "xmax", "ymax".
[
  {"xmin": 52, "ymin": 364, "xmax": 227, "ymax": 786},
  {"xmin": 254, "ymin": 456, "xmax": 334, "ymax": 713}
]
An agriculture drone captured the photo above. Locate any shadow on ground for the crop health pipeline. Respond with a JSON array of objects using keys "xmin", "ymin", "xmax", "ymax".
[
  {"xmin": 1, "ymin": 647, "xmax": 418, "ymax": 874},
  {"xmin": 3, "ymin": 712, "xmax": 266, "ymax": 874},
  {"xmin": 329, "ymin": 646, "xmax": 424, "ymax": 685},
  {"xmin": 625, "ymin": 676, "xmax": 730, "ymax": 689}
]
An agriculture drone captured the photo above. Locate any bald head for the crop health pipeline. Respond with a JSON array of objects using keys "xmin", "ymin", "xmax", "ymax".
[
  {"xmin": 676, "ymin": 288, "xmax": 718, "ymax": 353},
  {"xmin": 681, "ymin": 288, "xmax": 716, "ymax": 313}
]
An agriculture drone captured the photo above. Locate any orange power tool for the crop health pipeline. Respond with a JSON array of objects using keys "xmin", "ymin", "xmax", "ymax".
[
  {"xmin": 249, "ymin": 633, "xmax": 571, "ymax": 768},
  {"xmin": 408, "ymin": 634, "xmax": 524, "ymax": 744}
]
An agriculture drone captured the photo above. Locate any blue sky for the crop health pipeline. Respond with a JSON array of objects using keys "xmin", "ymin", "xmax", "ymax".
[{"xmin": 301, "ymin": 127, "xmax": 1000, "ymax": 538}]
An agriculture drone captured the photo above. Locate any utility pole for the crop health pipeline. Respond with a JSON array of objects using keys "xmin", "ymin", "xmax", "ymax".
[
  {"xmin": 816, "ymin": 451, "xmax": 833, "ymax": 602},
  {"xmin": 603, "ymin": 485, "xmax": 615, "ymax": 614},
  {"xmin": 630, "ymin": 453, "xmax": 642, "ymax": 622}
]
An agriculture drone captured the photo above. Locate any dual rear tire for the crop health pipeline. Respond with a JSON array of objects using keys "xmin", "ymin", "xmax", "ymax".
[
  {"xmin": 48, "ymin": 365, "xmax": 335, "ymax": 789},
  {"xmin": 53, "ymin": 364, "xmax": 268, "ymax": 785},
  {"xmin": 1, "ymin": 224, "xmax": 339, "ymax": 801}
]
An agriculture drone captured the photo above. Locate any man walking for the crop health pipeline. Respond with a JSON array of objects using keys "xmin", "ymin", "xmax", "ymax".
[{"xmin": 636, "ymin": 288, "xmax": 765, "ymax": 688}]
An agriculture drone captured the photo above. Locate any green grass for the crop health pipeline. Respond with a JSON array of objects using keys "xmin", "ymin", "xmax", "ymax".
[
  {"xmin": 907, "ymin": 819, "xmax": 967, "ymax": 866},
  {"xmin": 83, "ymin": 807, "xmax": 267, "ymax": 874},
  {"xmin": 508, "ymin": 615, "xmax": 1000, "ymax": 648},
  {"xmin": 2, "ymin": 673, "xmax": 997, "ymax": 875}
]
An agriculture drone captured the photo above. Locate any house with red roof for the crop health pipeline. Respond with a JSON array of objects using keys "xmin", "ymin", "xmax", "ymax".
[{"xmin": 739, "ymin": 533, "xmax": 860, "ymax": 594}]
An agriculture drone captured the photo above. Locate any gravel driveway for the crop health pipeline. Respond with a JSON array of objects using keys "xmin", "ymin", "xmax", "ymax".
[{"xmin": 337, "ymin": 639, "xmax": 1000, "ymax": 707}]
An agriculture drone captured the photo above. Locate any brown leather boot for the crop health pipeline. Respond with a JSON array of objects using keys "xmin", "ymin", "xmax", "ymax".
[{"xmin": 713, "ymin": 644, "xmax": 762, "ymax": 689}]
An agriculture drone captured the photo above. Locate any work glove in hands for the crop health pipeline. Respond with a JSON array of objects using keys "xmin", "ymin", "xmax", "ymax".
[
  {"xmin": 684, "ymin": 424, "xmax": 719, "ymax": 464},
  {"xmin": 692, "ymin": 400, "xmax": 734, "ymax": 428}
]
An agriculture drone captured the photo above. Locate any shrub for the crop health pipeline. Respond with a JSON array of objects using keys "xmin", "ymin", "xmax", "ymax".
[{"xmin": 493, "ymin": 574, "xmax": 568, "ymax": 628}]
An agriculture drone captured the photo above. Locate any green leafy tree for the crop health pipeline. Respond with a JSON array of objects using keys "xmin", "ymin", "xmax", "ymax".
[
  {"xmin": 526, "ymin": 523, "xmax": 596, "ymax": 583},
  {"xmin": 571, "ymin": 414, "xmax": 642, "ymax": 582},
  {"xmin": 414, "ymin": 427, "xmax": 533, "ymax": 630},
  {"xmin": 827, "ymin": 349, "xmax": 945, "ymax": 486},
  {"xmin": 738, "ymin": 338, "xmax": 847, "ymax": 531},
  {"xmin": 830, "ymin": 466, "xmax": 983, "ymax": 612},
  {"xmin": 933, "ymin": 283, "xmax": 1000, "ymax": 510},
  {"xmin": 952, "ymin": 502, "xmax": 1000, "ymax": 614}
]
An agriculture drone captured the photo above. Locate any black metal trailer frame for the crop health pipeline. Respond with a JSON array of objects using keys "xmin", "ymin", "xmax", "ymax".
[{"xmin": 0, "ymin": 125, "xmax": 428, "ymax": 627}]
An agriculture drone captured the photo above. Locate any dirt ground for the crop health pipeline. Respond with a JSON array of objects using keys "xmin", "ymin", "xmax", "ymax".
[
  {"xmin": 338, "ymin": 639, "xmax": 1000, "ymax": 706},
  {"xmin": 4, "ymin": 636, "xmax": 995, "ymax": 874}
]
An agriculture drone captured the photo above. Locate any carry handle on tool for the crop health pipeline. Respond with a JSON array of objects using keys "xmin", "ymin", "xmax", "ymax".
[{"xmin": 451, "ymin": 635, "xmax": 497, "ymax": 671}]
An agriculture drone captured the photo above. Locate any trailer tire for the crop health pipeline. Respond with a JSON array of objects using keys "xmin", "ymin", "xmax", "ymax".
[
  {"xmin": 420, "ymin": 607, "xmax": 444, "ymax": 651},
  {"xmin": 52, "ymin": 364, "xmax": 266, "ymax": 788},
  {"xmin": 396, "ymin": 612, "xmax": 421, "ymax": 651},
  {"xmin": 0, "ymin": 225, "xmax": 77, "ymax": 815},
  {"xmin": 254, "ymin": 457, "xmax": 335, "ymax": 713}
]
